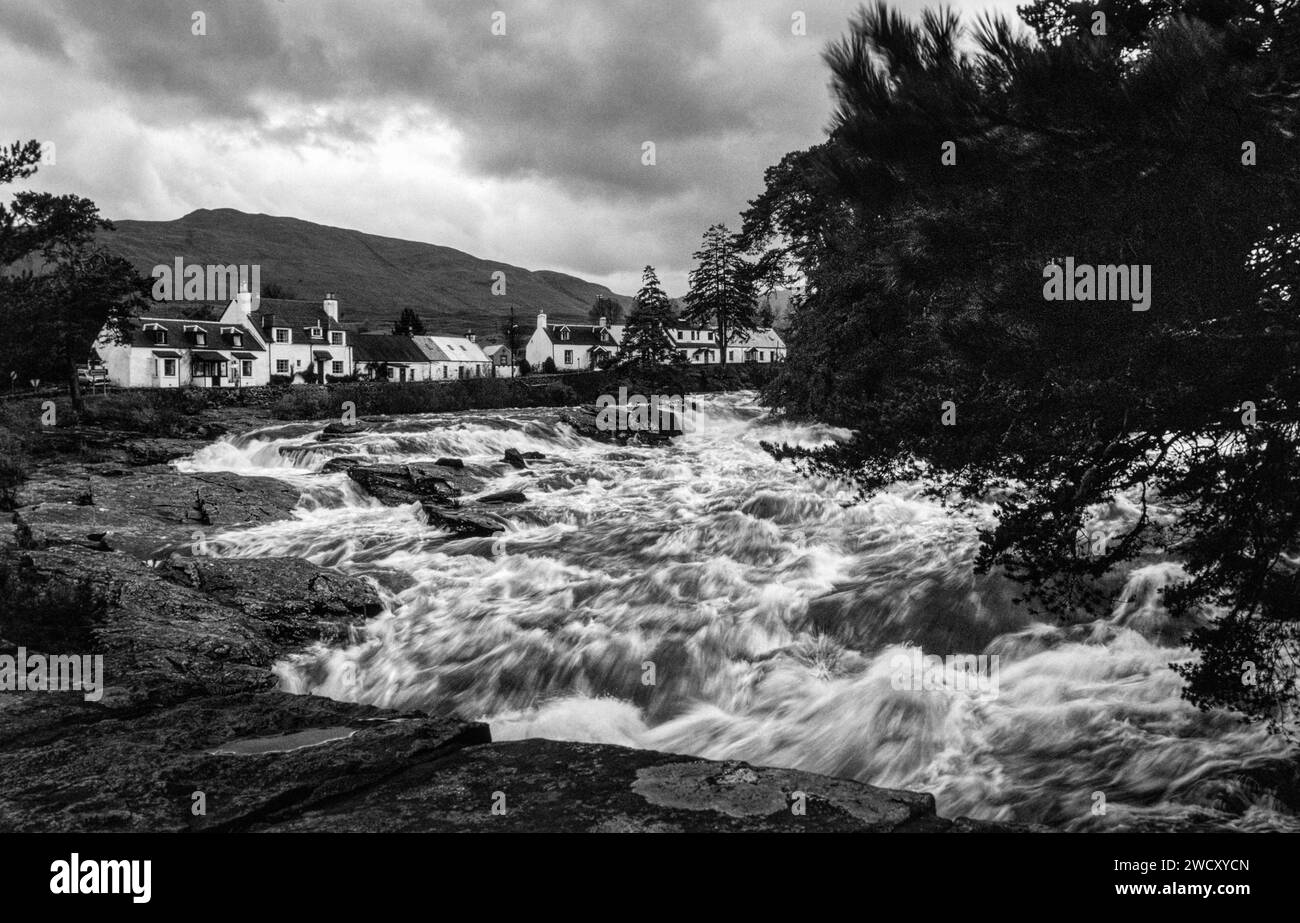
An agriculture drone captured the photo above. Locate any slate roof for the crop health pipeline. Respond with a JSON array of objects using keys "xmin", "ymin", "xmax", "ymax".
[
  {"xmin": 128, "ymin": 317, "xmax": 264, "ymax": 352},
  {"xmin": 412, "ymin": 335, "xmax": 491, "ymax": 364},
  {"xmin": 352, "ymin": 334, "xmax": 432, "ymax": 364},
  {"xmin": 248, "ymin": 298, "xmax": 344, "ymax": 343},
  {"xmin": 541, "ymin": 324, "xmax": 616, "ymax": 348}
]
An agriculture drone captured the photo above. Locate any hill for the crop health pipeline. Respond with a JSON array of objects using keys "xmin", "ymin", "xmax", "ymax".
[{"xmin": 99, "ymin": 209, "xmax": 634, "ymax": 338}]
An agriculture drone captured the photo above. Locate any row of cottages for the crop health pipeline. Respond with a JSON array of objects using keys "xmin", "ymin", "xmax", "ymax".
[
  {"xmin": 525, "ymin": 312, "xmax": 787, "ymax": 370},
  {"xmin": 351, "ymin": 333, "xmax": 492, "ymax": 381}
]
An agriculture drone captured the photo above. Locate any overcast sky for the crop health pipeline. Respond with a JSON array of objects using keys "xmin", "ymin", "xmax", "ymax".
[{"xmin": 0, "ymin": 0, "xmax": 1024, "ymax": 296}]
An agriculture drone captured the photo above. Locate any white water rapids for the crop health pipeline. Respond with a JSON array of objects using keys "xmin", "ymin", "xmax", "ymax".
[{"xmin": 177, "ymin": 392, "xmax": 1296, "ymax": 830}]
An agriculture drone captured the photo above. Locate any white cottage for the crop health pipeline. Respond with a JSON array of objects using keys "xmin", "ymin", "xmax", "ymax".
[
  {"xmin": 412, "ymin": 334, "xmax": 492, "ymax": 380},
  {"xmin": 218, "ymin": 290, "xmax": 353, "ymax": 383},
  {"xmin": 524, "ymin": 313, "xmax": 619, "ymax": 371},
  {"xmin": 96, "ymin": 316, "xmax": 268, "ymax": 388}
]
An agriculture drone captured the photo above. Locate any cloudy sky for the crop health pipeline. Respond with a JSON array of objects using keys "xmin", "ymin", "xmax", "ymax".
[{"xmin": 0, "ymin": 0, "xmax": 1023, "ymax": 295}]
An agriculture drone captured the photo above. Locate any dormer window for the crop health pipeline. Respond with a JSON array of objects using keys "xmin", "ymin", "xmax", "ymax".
[
  {"xmin": 274, "ymin": 328, "xmax": 290, "ymax": 343},
  {"xmin": 230, "ymin": 332, "xmax": 242, "ymax": 347},
  {"xmin": 309, "ymin": 326, "xmax": 323, "ymax": 339},
  {"xmin": 330, "ymin": 331, "xmax": 344, "ymax": 346},
  {"xmin": 193, "ymin": 330, "xmax": 207, "ymax": 346},
  {"xmin": 559, "ymin": 327, "xmax": 570, "ymax": 341},
  {"xmin": 149, "ymin": 327, "xmax": 167, "ymax": 346}
]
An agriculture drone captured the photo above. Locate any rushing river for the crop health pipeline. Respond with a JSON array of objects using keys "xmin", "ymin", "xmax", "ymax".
[{"xmin": 177, "ymin": 391, "xmax": 1296, "ymax": 830}]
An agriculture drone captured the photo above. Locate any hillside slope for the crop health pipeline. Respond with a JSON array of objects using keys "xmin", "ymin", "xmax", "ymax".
[{"xmin": 99, "ymin": 209, "xmax": 633, "ymax": 335}]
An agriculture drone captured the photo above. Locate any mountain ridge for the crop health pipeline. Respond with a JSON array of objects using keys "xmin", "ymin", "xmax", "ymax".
[{"xmin": 98, "ymin": 208, "xmax": 634, "ymax": 337}]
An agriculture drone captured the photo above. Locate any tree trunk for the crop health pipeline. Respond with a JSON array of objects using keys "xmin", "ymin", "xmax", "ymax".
[{"xmin": 67, "ymin": 356, "xmax": 83, "ymax": 413}]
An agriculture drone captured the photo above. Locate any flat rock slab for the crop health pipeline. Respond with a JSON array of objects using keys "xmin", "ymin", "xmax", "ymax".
[
  {"xmin": 0, "ymin": 691, "xmax": 488, "ymax": 832},
  {"xmin": 255, "ymin": 737, "xmax": 942, "ymax": 833},
  {"xmin": 11, "ymin": 465, "xmax": 303, "ymax": 559}
]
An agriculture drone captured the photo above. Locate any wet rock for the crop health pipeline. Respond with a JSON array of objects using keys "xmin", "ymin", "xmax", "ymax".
[
  {"xmin": 10, "ymin": 465, "xmax": 304, "ymax": 559},
  {"xmin": 503, "ymin": 448, "xmax": 528, "ymax": 469},
  {"xmin": 253, "ymin": 739, "xmax": 946, "ymax": 833},
  {"xmin": 419, "ymin": 503, "xmax": 506, "ymax": 538},
  {"xmin": 477, "ymin": 490, "xmax": 526, "ymax": 504},
  {"xmin": 434, "ymin": 456, "xmax": 464, "ymax": 469},
  {"xmin": 521, "ymin": 451, "xmax": 546, "ymax": 460},
  {"xmin": 0, "ymin": 691, "xmax": 488, "ymax": 832},
  {"xmin": 346, "ymin": 463, "xmax": 460, "ymax": 505},
  {"xmin": 317, "ymin": 421, "xmax": 368, "ymax": 441},
  {"xmin": 559, "ymin": 406, "xmax": 682, "ymax": 446},
  {"xmin": 0, "ymin": 545, "xmax": 382, "ymax": 708}
]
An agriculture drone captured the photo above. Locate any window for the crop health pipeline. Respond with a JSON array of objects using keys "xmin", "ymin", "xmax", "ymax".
[
  {"xmin": 163, "ymin": 359, "xmax": 177, "ymax": 377},
  {"xmin": 276, "ymin": 359, "xmax": 290, "ymax": 374},
  {"xmin": 563, "ymin": 349, "xmax": 573, "ymax": 366},
  {"xmin": 152, "ymin": 329, "xmax": 168, "ymax": 345},
  {"xmin": 240, "ymin": 360, "xmax": 253, "ymax": 378},
  {"xmin": 193, "ymin": 330, "xmax": 207, "ymax": 346},
  {"xmin": 331, "ymin": 361, "xmax": 343, "ymax": 375},
  {"xmin": 309, "ymin": 327, "xmax": 322, "ymax": 339},
  {"xmin": 729, "ymin": 351, "xmax": 736, "ymax": 362},
  {"xmin": 274, "ymin": 328, "xmax": 290, "ymax": 343},
  {"xmin": 559, "ymin": 328, "xmax": 570, "ymax": 341},
  {"xmin": 330, "ymin": 331, "xmax": 344, "ymax": 345},
  {"xmin": 231, "ymin": 333, "xmax": 242, "ymax": 347},
  {"xmin": 442, "ymin": 366, "xmax": 448, "ymax": 378}
]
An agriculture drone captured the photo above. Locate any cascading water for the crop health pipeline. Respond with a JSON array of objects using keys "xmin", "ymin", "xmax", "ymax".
[{"xmin": 176, "ymin": 392, "xmax": 1297, "ymax": 830}]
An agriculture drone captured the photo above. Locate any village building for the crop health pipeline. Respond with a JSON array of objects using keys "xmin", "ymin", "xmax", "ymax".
[
  {"xmin": 724, "ymin": 327, "xmax": 787, "ymax": 364},
  {"xmin": 524, "ymin": 313, "xmax": 618, "ymax": 371},
  {"xmin": 217, "ymin": 289, "xmax": 352, "ymax": 383},
  {"xmin": 482, "ymin": 343, "xmax": 518, "ymax": 377},
  {"xmin": 411, "ymin": 334, "xmax": 493, "ymax": 379},
  {"xmin": 352, "ymin": 334, "xmax": 435, "ymax": 381},
  {"xmin": 95, "ymin": 315, "xmax": 267, "ymax": 388}
]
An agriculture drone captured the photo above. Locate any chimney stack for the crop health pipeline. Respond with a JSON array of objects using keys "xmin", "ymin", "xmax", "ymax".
[
  {"xmin": 467, "ymin": 330, "xmax": 476, "ymax": 343},
  {"xmin": 537, "ymin": 312, "xmax": 546, "ymax": 330},
  {"xmin": 323, "ymin": 292, "xmax": 339, "ymax": 322},
  {"xmin": 598, "ymin": 316, "xmax": 607, "ymax": 328},
  {"xmin": 236, "ymin": 283, "xmax": 252, "ymax": 316}
]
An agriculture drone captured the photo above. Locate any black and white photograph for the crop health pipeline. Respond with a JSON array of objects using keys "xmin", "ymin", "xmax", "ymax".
[{"xmin": 0, "ymin": 0, "xmax": 1296, "ymax": 903}]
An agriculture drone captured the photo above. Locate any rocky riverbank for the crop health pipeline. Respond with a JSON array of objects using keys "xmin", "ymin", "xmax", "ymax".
[{"xmin": 0, "ymin": 403, "xmax": 1026, "ymax": 832}]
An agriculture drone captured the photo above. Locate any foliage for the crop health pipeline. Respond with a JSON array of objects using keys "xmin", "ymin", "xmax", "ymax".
[
  {"xmin": 744, "ymin": 2, "xmax": 1300, "ymax": 729},
  {"xmin": 681, "ymin": 224, "xmax": 759, "ymax": 364}
]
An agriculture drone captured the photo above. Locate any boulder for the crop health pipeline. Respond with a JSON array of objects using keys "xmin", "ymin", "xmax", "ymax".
[{"xmin": 503, "ymin": 448, "xmax": 528, "ymax": 469}]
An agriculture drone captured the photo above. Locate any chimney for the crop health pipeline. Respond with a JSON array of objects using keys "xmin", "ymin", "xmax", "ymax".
[
  {"xmin": 598, "ymin": 316, "xmax": 607, "ymax": 328},
  {"xmin": 323, "ymin": 292, "xmax": 339, "ymax": 322},
  {"xmin": 236, "ymin": 283, "xmax": 252, "ymax": 316},
  {"xmin": 537, "ymin": 312, "xmax": 546, "ymax": 330},
  {"xmin": 467, "ymin": 330, "xmax": 476, "ymax": 343}
]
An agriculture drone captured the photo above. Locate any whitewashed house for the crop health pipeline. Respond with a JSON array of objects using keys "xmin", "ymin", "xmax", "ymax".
[
  {"xmin": 412, "ymin": 334, "xmax": 492, "ymax": 379},
  {"xmin": 525, "ymin": 313, "xmax": 619, "ymax": 371},
  {"xmin": 96, "ymin": 316, "xmax": 268, "ymax": 388},
  {"xmin": 724, "ymin": 327, "xmax": 787, "ymax": 364},
  {"xmin": 352, "ymin": 334, "xmax": 435, "ymax": 381},
  {"xmin": 218, "ymin": 289, "xmax": 353, "ymax": 383},
  {"xmin": 665, "ymin": 325, "xmax": 786, "ymax": 364}
]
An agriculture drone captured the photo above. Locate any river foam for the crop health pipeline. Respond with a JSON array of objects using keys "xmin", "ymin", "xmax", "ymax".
[{"xmin": 180, "ymin": 392, "xmax": 1296, "ymax": 829}]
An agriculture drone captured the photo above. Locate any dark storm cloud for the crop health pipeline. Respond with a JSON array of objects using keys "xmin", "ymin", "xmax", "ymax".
[{"xmin": 0, "ymin": 0, "xmax": 837, "ymax": 197}]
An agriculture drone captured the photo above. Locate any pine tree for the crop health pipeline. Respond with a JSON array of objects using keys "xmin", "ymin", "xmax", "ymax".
[
  {"xmin": 619, "ymin": 265, "xmax": 679, "ymax": 366},
  {"xmin": 681, "ymin": 224, "xmax": 757, "ymax": 364},
  {"xmin": 392, "ymin": 308, "xmax": 426, "ymax": 336}
]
